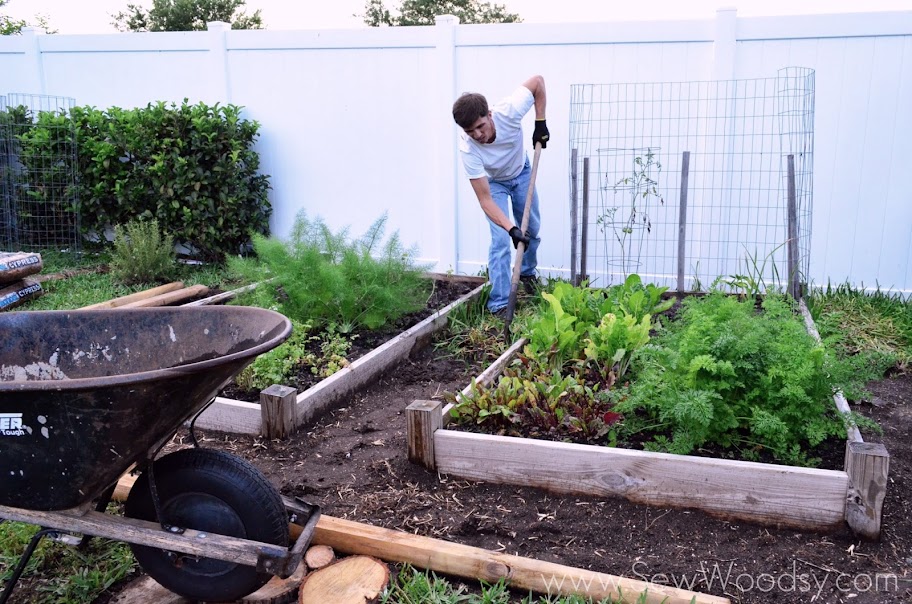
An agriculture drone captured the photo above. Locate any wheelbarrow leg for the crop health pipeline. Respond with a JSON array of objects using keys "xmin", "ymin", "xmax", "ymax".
[
  {"xmin": 77, "ymin": 482, "xmax": 118, "ymax": 549},
  {"xmin": 0, "ymin": 527, "xmax": 56, "ymax": 604}
]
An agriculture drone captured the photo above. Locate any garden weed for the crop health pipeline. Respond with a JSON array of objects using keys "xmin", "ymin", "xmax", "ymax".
[
  {"xmin": 109, "ymin": 218, "xmax": 176, "ymax": 285},
  {"xmin": 723, "ymin": 243, "xmax": 786, "ymax": 298},
  {"xmin": 439, "ymin": 283, "xmax": 508, "ymax": 364}
]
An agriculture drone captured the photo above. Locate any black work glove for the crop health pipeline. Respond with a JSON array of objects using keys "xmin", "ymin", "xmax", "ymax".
[
  {"xmin": 532, "ymin": 119, "xmax": 549, "ymax": 149},
  {"xmin": 508, "ymin": 226, "xmax": 530, "ymax": 249}
]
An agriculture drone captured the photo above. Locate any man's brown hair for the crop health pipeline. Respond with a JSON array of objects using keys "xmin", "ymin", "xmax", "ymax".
[{"xmin": 452, "ymin": 93, "xmax": 489, "ymax": 129}]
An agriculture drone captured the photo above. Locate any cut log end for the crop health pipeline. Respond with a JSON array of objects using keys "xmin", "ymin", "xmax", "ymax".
[
  {"xmin": 304, "ymin": 544, "xmax": 336, "ymax": 570},
  {"xmin": 298, "ymin": 555, "xmax": 389, "ymax": 604}
]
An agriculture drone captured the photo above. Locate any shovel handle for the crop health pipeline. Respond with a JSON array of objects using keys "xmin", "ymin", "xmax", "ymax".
[{"xmin": 503, "ymin": 143, "xmax": 543, "ymax": 339}]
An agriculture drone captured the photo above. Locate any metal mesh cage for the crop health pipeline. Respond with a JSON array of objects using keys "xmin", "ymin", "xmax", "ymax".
[
  {"xmin": 0, "ymin": 93, "xmax": 80, "ymax": 252},
  {"xmin": 569, "ymin": 68, "xmax": 814, "ymax": 294}
]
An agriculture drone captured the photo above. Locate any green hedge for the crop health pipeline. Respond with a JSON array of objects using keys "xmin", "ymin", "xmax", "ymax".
[{"xmin": 9, "ymin": 100, "xmax": 271, "ymax": 260}]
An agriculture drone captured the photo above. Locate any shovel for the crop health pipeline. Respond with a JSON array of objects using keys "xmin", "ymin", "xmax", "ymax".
[{"xmin": 503, "ymin": 142, "xmax": 542, "ymax": 341}]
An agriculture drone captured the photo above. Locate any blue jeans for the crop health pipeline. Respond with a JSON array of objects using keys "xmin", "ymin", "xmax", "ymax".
[{"xmin": 486, "ymin": 159, "xmax": 541, "ymax": 311}]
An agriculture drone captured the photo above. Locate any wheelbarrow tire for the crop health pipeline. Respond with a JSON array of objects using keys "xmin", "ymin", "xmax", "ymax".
[{"xmin": 124, "ymin": 447, "xmax": 288, "ymax": 601}]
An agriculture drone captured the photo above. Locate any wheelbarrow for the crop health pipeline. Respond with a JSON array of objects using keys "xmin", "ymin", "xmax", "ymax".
[{"xmin": 0, "ymin": 306, "xmax": 321, "ymax": 602}]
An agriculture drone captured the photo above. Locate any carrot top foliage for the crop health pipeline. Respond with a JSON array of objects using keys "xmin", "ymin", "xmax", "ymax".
[{"xmin": 619, "ymin": 292, "xmax": 870, "ymax": 466}]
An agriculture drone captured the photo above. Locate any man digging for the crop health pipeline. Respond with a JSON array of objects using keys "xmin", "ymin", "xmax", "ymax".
[{"xmin": 452, "ymin": 75, "xmax": 549, "ymax": 317}]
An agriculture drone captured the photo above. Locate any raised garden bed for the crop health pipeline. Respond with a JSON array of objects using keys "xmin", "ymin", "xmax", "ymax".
[
  {"xmin": 193, "ymin": 275, "xmax": 485, "ymax": 437},
  {"xmin": 407, "ymin": 296, "xmax": 890, "ymax": 538}
]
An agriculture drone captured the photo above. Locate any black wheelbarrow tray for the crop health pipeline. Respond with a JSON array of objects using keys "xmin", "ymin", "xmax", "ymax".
[{"xmin": 0, "ymin": 307, "xmax": 320, "ymax": 602}]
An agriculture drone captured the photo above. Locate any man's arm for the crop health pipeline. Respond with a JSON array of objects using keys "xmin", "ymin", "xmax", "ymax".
[
  {"xmin": 522, "ymin": 75, "xmax": 546, "ymax": 120},
  {"xmin": 470, "ymin": 178, "xmax": 530, "ymax": 248},
  {"xmin": 522, "ymin": 75, "xmax": 549, "ymax": 148},
  {"xmin": 470, "ymin": 177, "xmax": 512, "ymax": 231}
]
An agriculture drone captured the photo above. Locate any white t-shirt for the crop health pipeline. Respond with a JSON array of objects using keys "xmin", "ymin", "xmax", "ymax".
[{"xmin": 458, "ymin": 85, "xmax": 534, "ymax": 182}]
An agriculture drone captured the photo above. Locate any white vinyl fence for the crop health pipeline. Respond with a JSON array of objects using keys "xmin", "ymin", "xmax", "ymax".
[{"xmin": 1, "ymin": 10, "xmax": 910, "ymax": 293}]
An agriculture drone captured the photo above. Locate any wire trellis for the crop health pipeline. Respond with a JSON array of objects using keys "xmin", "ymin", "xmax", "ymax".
[
  {"xmin": 0, "ymin": 93, "xmax": 80, "ymax": 253},
  {"xmin": 568, "ymin": 68, "xmax": 814, "ymax": 295}
]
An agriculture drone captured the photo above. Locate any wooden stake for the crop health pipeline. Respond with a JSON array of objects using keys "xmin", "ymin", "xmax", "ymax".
[
  {"xmin": 118, "ymin": 284, "xmax": 209, "ymax": 308},
  {"xmin": 786, "ymin": 154, "xmax": 800, "ymax": 299},
  {"xmin": 845, "ymin": 441, "xmax": 890, "ymax": 541},
  {"xmin": 304, "ymin": 544, "xmax": 336, "ymax": 570},
  {"xmin": 34, "ymin": 266, "xmax": 103, "ymax": 283},
  {"xmin": 298, "ymin": 556, "xmax": 389, "ymax": 604},
  {"xmin": 183, "ymin": 280, "xmax": 264, "ymax": 307},
  {"xmin": 81, "ymin": 282, "xmax": 184, "ymax": 309},
  {"xmin": 261, "ymin": 384, "xmax": 298, "ymax": 439},
  {"xmin": 580, "ymin": 156, "xmax": 590, "ymax": 283},
  {"xmin": 677, "ymin": 151, "xmax": 690, "ymax": 295},
  {"xmin": 406, "ymin": 400, "xmax": 442, "ymax": 470},
  {"xmin": 570, "ymin": 148, "xmax": 579, "ymax": 285},
  {"xmin": 305, "ymin": 516, "xmax": 728, "ymax": 604}
]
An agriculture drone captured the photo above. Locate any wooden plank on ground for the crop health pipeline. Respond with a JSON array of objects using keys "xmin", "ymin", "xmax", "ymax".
[
  {"xmin": 82, "ymin": 282, "xmax": 185, "ymax": 309},
  {"xmin": 34, "ymin": 266, "xmax": 102, "ymax": 283},
  {"xmin": 434, "ymin": 430, "xmax": 849, "ymax": 530},
  {"xmin": 183, "ymin": 280, "xmax": 267, "ymax": 307},
  {"xmin": 307, "ymin": 515, "xmax": 728, "ymax": 604},
  {"xmin": 119, "ymin": 284, "xmax": 209, "ymax": 308}
]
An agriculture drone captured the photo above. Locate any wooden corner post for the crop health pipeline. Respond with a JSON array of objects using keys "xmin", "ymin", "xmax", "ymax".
[
  {"xmin": 677, "ymin": 151, "xmax": 690, "ymax": 296},
  {"xmin": 260, "ymin": 384, "xmax": 298, "ymax": 439},
  {"xmin": 786, "ymin": 154, "xmax": 800, "ymax": 299},
  {"xmin": 844, "ymin": 441, "xmax": 890, "ymax": 540},
  {"xmin": 406, "ymin": 400, "xmax": 443, "ymax": 470}
]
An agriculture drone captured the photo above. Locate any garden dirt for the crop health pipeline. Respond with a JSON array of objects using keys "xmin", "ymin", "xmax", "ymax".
[{"xmin": 165, "ymin": 345, "xmax": 912, "ymax": 604}]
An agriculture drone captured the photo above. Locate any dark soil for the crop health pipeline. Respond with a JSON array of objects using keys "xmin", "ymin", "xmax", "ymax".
[{"xmin": 156, "ymin": 340, "xmax": 912, "ymax": 603}]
